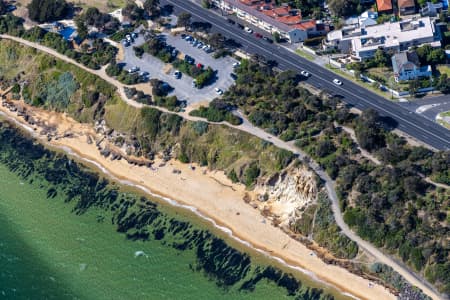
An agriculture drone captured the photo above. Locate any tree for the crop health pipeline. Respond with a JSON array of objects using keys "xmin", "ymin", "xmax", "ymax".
[
  {"xmin": 28, "ymin": 0, "xmax": 70, "ymax": 23},
  {"xmin": 202, "ymin": 0, "xmax": 212, "ymax": 8},
  {"xmin": 408, "ymin": 79, "xmax": 420, "ymax": 97},
  {"xmin": 122, "ymin": 3, "xmax": 144, "ymax": 21},
  {"xmin": 143, "ymin": 0, "xmax": 160, "ymax": 18},
  {"xmin": 354, "ymin": 109, "xmax": 386, "ymax": 151},
  {"xmin": 0, "ymin": 0, "xmax": 7, "ymax": 15},
  {"xmin": 374, "ymin": 49, "xmax": 388, "ymax": 67},
  {"xmin": 436, "ymin": 74, "xmax": 450, "ymax": 94},
  {"xmin": 177, "ymin": 12, "xmax": 191, "ymax": 28},
  {"xmin": 327, "ymin": 0, "xmax": 359, "ymax": 17},
  {"xmin": 75, "ymin": 16, "xmax": 88, "ymax": 40},
  {"xmin": 273, "ymin": 31, "xmax": 281, "ymax": 43}
]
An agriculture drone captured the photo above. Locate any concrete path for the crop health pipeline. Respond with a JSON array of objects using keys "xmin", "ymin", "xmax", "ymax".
[{"xmin": 0, "ymin": 33, "xmax": 442, "ymax": 300}]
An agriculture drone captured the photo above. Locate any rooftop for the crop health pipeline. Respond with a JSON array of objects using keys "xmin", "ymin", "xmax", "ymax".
[
  {"xmin": 376, "ymin": 0, "xmax": 393, "ymax": 11},
  {"xmin": 398, "ymin": 0, "xmax": 415, "ymax": 8}
]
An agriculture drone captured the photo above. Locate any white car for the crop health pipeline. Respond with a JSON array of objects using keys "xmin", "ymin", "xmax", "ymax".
[
  {"xmin": 300, "ymin": 70, "xmax": 310, "ymax": 77},
  {"xmin": 244, "ymin": 27, "xmax": 253, "ymax": 34},
  {"xmin": 128, "ymin": 66, "xmax": 139, "ymax": 73},
  {"xmin": 333, "ymin": 78, "xmax": 343, "ymax": 86},
  {"xmin": 232, "ymin": 62, "xmax": 241, "ymax": 68},
  {"xmin": 215, "ymin": 88, "xmax": 223, "ymax": 95}
]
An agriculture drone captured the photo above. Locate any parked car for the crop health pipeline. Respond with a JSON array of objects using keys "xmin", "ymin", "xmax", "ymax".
[
  {"xmin": 300, "ymin": 70, "xmax": 310, "ymax": 77},
  {"xmin": 263, "ymin": 36, "xmax": 273, "ymax": 43},
  {"xmin": 215, "ymin": 88, "xmax": 223, "ymax": 95},
  {"xmin": 333, "ymin": 78, "xmax": 343, "ymax": 86},
  {"xmin": 181, "ymin": 33, "xmax": 186, "ymax": 39},
  {"xmin": 192, "ymin": 79, "xmax": 197, "ymax": 88},
  {"xmin": 131, "ymin": 32, "xmax": 138, "ymax": 39},
  {"xmin": 174, "ymin": 71, "xmax": 181, "ymax": 79},
  {"xmin": 254, "ymin": 33, "xmax": 262, "ymax": 38},
  {"xmin": 139, "ymin": 71, "xmax": 149, "ymax": 77},
  {"xmin": 244, "ymin": 27, "xmax": 253, "ymax": 34},
  {"xmin": 230, "ymin": 73, "xmax": 238, "ymax": 80},
  {"xmin": 128, "ymin": 66, "xmax": 139, "ymax": 73},
  {"xmin": 197, "ymin": 42, "xmax": 204, "ymax": 49},
  {"xmin": 232, "ymin": 62, "xmax": 241, "ymax": 68}
]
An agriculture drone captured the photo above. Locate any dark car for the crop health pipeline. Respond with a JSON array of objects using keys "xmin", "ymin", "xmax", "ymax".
[
  {"xmin": 237, "ymin": 23, "xmax": 244, "ymax": 29},
  {"xmin": 254, "ymin": 33, "xmax": 262, "ymax": 38},
  {"xmin": 263, "ymin": 36, "xmax": 273, "ymax": 43},
  {"xmin": 230, "ymin": 73, "xmax": 238, "ymax": 80},
  {"xmin": 227, "ymin": 18, "xmax": 235, "ymax": 25}
]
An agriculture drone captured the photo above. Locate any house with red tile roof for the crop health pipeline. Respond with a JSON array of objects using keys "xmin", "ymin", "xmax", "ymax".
[
  {"xmin": 398, "ymin": 0, "xmax": 416, "ymax": 15},
  {"xmin": 376, "ymin": 0, "xmax": 393, "ymax": 13},
  {"xmin": 211, "ymin": 0, "xmax": 327, "ymax": 43}
]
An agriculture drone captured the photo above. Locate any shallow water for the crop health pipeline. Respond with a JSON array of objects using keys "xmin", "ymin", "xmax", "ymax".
[{"xmin": 0, "ymin": 120, "xmax": 343, "ymax": 300}]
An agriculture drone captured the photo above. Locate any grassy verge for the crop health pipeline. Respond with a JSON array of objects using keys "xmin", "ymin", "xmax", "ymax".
[
  {"xmin": 295, "ymin": 49, "xmax": 315, "ymax": 61},
  {"xmin": 325, "ymin": 64, "xmax": 395, "ymax": 100}
]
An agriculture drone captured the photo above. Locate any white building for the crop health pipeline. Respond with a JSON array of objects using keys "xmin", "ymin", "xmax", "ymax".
[
  {"xmin": 212, "ymin": 0, "xmax": 311, "ymax": 43},
  {"xmin": 392, "ymin": 51, "xmax": 431, "ymax": 82},
  {"xmin": 325, "ymin": 17, "xmax": 440, "ymax": 60}
]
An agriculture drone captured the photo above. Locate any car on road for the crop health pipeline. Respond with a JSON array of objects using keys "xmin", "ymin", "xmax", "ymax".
[
  {"xmin": 215, "ymin": 88, "xmax": 223, "ymax": 95},
  {"xmin": 300, "ymin": 70, "xmax": 310, "ymax": 77},
  {"xmin": 174, "ymin": 70, "xmax": 181, "ymax": 79},
  {"xmin": 263, "ymin": 36, "xmax": 273, "ymax": 43},
  {"xmin": 254, "ymin": 33, "xmax": 262, "ymax": 38},
  {"xmin": 128, "ymin": 66, "xmax": 139, "ymax": 73},
  {"xmin": 333, "ymin": 78, "xmax": 343, "ymax": 86},
  {"xmin": 227, "ymin": 18, "xmax": 235, "ymax": 25},
  {"xmin": 244, "ymin": 27, "xmax": 253, "ymax": 34},
  {"xmin": 237, "ymin": 23, "xmax": 244, "ymax": 29}
]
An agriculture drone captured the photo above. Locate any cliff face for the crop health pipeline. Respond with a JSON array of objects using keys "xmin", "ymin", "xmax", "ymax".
[{"xmin": 255, "ymin": 165, "xmax": 318, "ymax": 227}]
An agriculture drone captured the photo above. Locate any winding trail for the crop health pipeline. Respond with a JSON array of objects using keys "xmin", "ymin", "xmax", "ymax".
[{"xmin": 0, "ymin": 34, "xmax": 442, "ymax": 300}]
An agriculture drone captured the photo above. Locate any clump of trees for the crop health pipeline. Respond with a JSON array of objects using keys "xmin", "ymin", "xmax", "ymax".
[
  {"xmin": 0, "ymin": 0, "xmax": 7, "ymax": 15},
  {"xmin": 218, "ymin": 59, "xmax": 449, "ymax": 294},
  {"xmin": 76, "ymin": 7, "xmax": 120, "ymax": 35},
  {"xmin": 28, "ymin": 0, "xmax": 70, "ymax": 23},
  {"xmin": 189, "ymin": 99, "xmax": 242, "ymax": 125}
]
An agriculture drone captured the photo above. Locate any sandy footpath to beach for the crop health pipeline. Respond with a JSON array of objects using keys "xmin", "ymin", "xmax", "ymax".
[{"xmin": 0, "ymin": 102, "xmax": 395, "ymax": 300}]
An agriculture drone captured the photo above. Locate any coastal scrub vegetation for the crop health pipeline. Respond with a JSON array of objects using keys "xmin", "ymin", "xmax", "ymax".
[
  {"xmin": 0, "ymin": 14, "xmax": 117, "ymax": 70},
  {"xmin": 219, "ymin": 59, "xmax": 450, "ymax": 295},
  {"xmin": 28, "ymin": 0, "xmax": 70, "ymax": 23},
  {"xmin": 0, "ymin": 121, "xmax": 335, "ymax": 300}
]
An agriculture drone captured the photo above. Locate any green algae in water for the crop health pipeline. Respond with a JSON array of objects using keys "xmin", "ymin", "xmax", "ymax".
[{"xmin": 0, "ymin": 120, "xmax": 337, "ymax": 300}]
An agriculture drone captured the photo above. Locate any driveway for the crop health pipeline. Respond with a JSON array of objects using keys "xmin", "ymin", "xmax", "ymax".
[{"xmin": 120, "ymin": 32, "xmax": 237, "ymax": 105}]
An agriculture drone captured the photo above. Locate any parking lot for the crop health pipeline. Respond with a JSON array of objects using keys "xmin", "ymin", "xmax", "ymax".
[{"xmin": 119, "ymin": 31, "xmax": 238, "ymax": 105}]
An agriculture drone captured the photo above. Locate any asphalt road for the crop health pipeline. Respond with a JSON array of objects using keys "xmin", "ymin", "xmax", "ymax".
[{"xmin": 162, "ymin": 0, "xmax": 450, "ymax": 150}]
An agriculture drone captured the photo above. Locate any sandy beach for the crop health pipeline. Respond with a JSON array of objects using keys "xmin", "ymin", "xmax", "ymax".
[{"xmin": 0, "ymin": 100, "xmax": 396, "ymax": 300}]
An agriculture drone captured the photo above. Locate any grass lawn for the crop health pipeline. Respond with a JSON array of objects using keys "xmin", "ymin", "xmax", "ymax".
[
  {"xmin": 324, "ymin": 64, "xmax": 394, "ymax": 100},
  {"xmin": 437, "ymin": 65, "xmax": 450, "ymax": 77},
  {"xmin": 295, "ymin": 49, "xmax": 315, "ymax": 61}
]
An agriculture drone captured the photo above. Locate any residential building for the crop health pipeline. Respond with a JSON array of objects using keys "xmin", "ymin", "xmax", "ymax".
[
  {"xmin": 392, "ymin": 51, "xmax": 431, "ymax": 81},
  {"xmin": 211, "ymin": 0, "xmax": 328, "ymax": 43},
  {"xmin": 376, "ymin": 0, "xmax": 393, "ymax": 13},
  {"xmin": 398, "ymin": 0, "xmax": 416, "ymax": 15},
  {"xmin": 420, "ymin": 2, "xmax": 444, "ymax": 17},
  {"xmin": 324, "ymin": 17, "xmax": 440, "ymax": 60}
]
